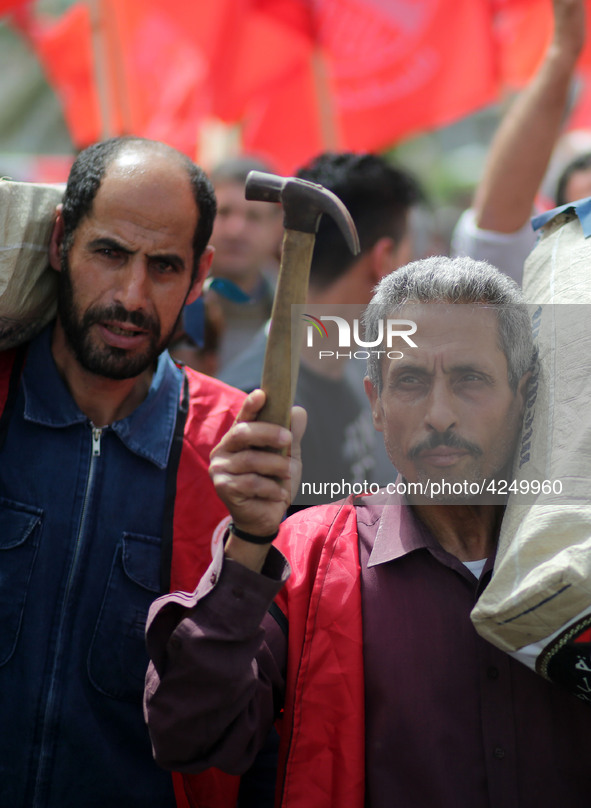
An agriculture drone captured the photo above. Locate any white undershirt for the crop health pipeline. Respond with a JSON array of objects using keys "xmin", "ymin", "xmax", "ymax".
[{"xmin": 462, "ymin": 558, "xmax": 487, "ymax": 579}]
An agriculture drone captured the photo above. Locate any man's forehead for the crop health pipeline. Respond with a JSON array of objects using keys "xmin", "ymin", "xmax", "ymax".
[
  {"xmin": 398, "ymin": 302, "xmax": 500, "ymax": 336},
  {"xmin": 108, "ymin": 149, "xmax": 146, "ymax": 172},
  {"xmin": 105, "ymin": 146, "xmax": 189, "ymax": 181},
  {"xmin": 82, "ymin": 153, "xmax": 198, "ymax": 252},
  {"xmin": 390, "ymin": 302, "xmax": 505, "ymax": 365}
]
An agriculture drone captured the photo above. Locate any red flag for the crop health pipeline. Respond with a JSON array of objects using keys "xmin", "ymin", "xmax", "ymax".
[
  {"xmin": 492, "ymin": 0, "xmax": 553, "ymax": 88},
  {"xmin": 0, "ymin": 0, "xmax": 32, "ymax": 15},
  {"xmin": 18, "ymin": 0, "xmax": 591, "ymax": 175},
  {"xmin": 98, "ymin": 0, "xmax": 218, "ymax": 152},
  {"xmin": 230, "ymin": 0, "xmax": 502, "ymax": 172},
  {"xmin": 16, "ymin": 0, "xmax": 225, "ymax": 155},
  {"xmin": 13, "ymin": 3, "xmax": 103, "ymax": 148}
]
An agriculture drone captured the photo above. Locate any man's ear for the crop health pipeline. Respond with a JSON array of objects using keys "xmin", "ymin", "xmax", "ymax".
[
  {"xmin": 48, "ymin": 205, "xmax": 65, "ymax": 272},
  {"xmin": 186, "ymin": 245, "xmax": 215, "ymax": 305},
  {"xmin": 364, "ymin": 375, "xmax": 385, "ymax": 432},
  {"xmin": 390, "ymin": 231, "xmax": 412, "ymax": 271},
  {"xmin": 366, "ymin": 232, "xmax": 413, "ymax": 284},
  {"xmin": 367, "ymin": 237, "xmax": 396, "ymax": 284}
]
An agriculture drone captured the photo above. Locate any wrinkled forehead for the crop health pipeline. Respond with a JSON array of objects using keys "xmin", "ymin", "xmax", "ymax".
[
  {"xmin": 399, "ymin": 302, "xmax": 501, "ymax": 341},
  {"xmin": 383, "ymin": 302, "xmax": 507, "ymax": 373}
]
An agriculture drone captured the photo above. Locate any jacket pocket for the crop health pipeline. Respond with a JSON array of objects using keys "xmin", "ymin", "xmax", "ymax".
[
  {"xmin": 0, "ymin": 499, "xmax": 43, "ymax": 666},
  {"xmin": 87, "ymin": 532, "xmax": 161, "ymax": 702}
]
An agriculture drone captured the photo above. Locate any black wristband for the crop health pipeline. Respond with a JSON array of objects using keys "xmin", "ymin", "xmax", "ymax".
[{"xmin": 228, "ymin": 522, "xmax": 279, "ymax": 545}]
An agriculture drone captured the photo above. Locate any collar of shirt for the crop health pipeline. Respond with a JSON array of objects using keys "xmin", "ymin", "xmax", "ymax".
[
  {"xmin": 359, "ymin": 489, "xmax": 433, "ymax": 568},
  {"xmin": 356, "ymin": 487, "xmax": 496, "ymax": 582},
  {"xmin": 22, "ymin": 324, "xmax": 183, "ymax": 469}
]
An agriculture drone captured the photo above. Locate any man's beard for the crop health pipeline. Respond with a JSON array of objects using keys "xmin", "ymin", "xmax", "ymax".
[{"xmin": 57, "ymin": 254, "xmax": 176, "ymax": 380}]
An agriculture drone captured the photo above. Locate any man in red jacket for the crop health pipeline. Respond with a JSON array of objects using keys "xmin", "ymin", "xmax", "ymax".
[{"xmin": 145, "ymin": 255, "xmax": 591, "ymax": 808}]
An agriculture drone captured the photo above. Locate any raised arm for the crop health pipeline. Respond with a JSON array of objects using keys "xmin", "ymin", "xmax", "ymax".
[
  {"xmin": 210, "ymin": 388, "xmax": 306, "ymax": 571},
  {"xmin": 475, "ymin": 0, "xmax": 585, "ymax": 233},
  {"xmin": 144, "ymin": 391, "xmax": 305, "ymax": 773}
]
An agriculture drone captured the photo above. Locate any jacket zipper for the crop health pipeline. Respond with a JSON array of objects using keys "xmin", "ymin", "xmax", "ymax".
[
  {"xmin": 92, "ymin": 424, "xmax": 103, "ymax": 456},
  {"xmin": 32, "ymin": 423, "xmax": 104, "ymax": 805}
]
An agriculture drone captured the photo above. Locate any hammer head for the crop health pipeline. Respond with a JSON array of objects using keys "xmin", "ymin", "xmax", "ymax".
[{"xmin": 245, "ymin": 170, "xmax": 360, "ymax": 255}]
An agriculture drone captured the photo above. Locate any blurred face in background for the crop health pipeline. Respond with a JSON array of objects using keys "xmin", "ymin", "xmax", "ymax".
[
  {"xmin": 563, "ymin": 167, "xmax": 591, "ymax": 205},
  {"xmin": 210, "ymin": 179, "xmax": 283, "ymax": 293}
]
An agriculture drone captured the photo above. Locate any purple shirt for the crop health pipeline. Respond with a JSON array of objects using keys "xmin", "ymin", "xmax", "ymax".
[{"xmin": 145, "ymin": 493, "xmax": 591, "ymax": 806}]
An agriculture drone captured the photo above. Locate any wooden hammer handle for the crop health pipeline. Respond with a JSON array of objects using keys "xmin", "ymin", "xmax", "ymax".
[{"xmin": 257, "ymin": 229, "xmax": 315, "ymax": 428}]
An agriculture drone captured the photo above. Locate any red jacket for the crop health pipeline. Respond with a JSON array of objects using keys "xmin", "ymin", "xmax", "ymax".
[
  {"xmin": 181, "ymin": 496, "xmax": 366, "ymax": 808},
  {"xmin": 0, "ymin": 344, "xmax": 245, "ymax": 808},
  {"xmin": 273, "ymin": 497, "xmax": 365, "ymax": 808},
  {"xmin": 165, "ymin": 363, "xmax": 246, "ymax": 808}
]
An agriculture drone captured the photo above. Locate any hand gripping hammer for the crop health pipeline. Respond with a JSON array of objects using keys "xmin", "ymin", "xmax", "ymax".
[{"xmin": 245, "ymin": 170, "xmax": 360, "ymax": 429}]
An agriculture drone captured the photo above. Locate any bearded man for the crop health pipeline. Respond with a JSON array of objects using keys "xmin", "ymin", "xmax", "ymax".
[{"xmin": 0, "ymin": 136, "xmax": 245, "ymax": 807}]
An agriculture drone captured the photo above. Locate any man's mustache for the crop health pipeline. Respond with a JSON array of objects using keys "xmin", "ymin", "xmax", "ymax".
[
  {"xmin": 83, "ymin": 303, "xmax": 159, "ymax": 335},
  {"xmin": 409, "ymin": 431, "xmax": 482, "ymax": 460}
]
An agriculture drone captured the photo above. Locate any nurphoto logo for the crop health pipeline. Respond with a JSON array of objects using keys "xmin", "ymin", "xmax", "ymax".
[{"xmin": 302, "ymin": 313, "xmax": 418, "ymax": 360}]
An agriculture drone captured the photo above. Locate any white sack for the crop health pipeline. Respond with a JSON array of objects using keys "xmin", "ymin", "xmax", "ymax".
[
  {"xmin": 0, "ymin": 179, "xmax": 63, "ymax": 349},
  {"xmin": 471, "ymin": 207, "xmax": 591, "ymax": 697}
]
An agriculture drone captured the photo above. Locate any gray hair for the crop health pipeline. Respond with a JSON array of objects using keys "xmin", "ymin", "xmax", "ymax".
[{"xmin": 363, "ymin": 255, "xmax": 535, "ymax": 392}]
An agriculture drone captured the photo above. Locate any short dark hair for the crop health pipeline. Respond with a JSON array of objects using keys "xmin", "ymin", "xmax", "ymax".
[
  {"xmin": 61, "ymin": 136, "xmax": 216, "ymax": 279},
  {"xmin": 554, "ymin": 151, "xmax": 591, "ymax": 207},
  {"xmin": 296, "ymin": 152, "xmax": 423, "ymax": 290}
]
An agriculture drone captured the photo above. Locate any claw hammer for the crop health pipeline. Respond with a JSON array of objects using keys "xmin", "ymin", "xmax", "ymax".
[{"xmin": 245, "ymin": 170, "xmax": 360, "ymax": 429}]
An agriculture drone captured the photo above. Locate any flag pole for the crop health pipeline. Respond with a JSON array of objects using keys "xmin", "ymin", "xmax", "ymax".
[
  {"xmin": 311, "ymin": 47, "xmax": 340, "ymax": 150},
  {"xmin": 88, "ymin": 0, "xmax": 113, "ymax": 139}
]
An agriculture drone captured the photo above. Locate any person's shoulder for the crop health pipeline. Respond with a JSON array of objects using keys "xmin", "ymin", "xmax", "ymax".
[
  {"xmin": 353, "ymin": 488, "xmax": 393, "ymax": 525},
  {"xmin": 276, "ymin": 497, "xmax": 366, "ymax": 585},
  {"xmin": 184, "ymin": 363, "xmax": 245, "ymax": 402},
  {"xmin": 0, "ymin": 346, "xmax": 20, "ymax": 371},
  {"xmin": 183, "ymin": 367, "xmax": 245, "ymax": 421},
  {"xmin": 284, "ymin": 491, "xmax": 391, "ymax": 532},
  {"xmin": 278, "ymin": 497, "xmax": 359, "ymax": 552},
  {"xmin": 172, "ymin": 366, "xmax": 244, "ymax": 468},
  {"xmin": 0, "ymin": 342, "xmax": 28, "ymax": 391},
  {"xmin": 451, "ymin": 207, "xmax": 534, "ymax": 285},
  {"xmin": 287, "ymin": 494, "xmax": 359, "ymax": 521}
]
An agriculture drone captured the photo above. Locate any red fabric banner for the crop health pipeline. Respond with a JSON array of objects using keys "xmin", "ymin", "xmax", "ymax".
[
  {"xmin": 10, "ymin": 0, "xmax": 591, "ymax": 174},
  {"xmin": 23, "ymin": 4, "xmax": 101, "ymax": 147},
  {"xmin": 233, "ymin": 0, "xmax": 501, "ymax": 171},
  {"xmin": 0, "ymin": 0, "xmax": 31, "ymax": 15}
]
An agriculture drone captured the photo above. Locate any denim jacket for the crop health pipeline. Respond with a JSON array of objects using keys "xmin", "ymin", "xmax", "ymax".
[{"xmin": 0, "ymin": 325, "xmax": 188, "ymax": 807}]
